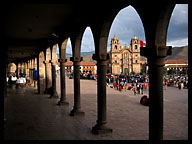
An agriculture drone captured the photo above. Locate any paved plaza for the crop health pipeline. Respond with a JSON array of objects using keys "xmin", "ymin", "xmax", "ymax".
[{"xmin": 4, "ymin": 78, "xmax": 188, "ymax": 140}]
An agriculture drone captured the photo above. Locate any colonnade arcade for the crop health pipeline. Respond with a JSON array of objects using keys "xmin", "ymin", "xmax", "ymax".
[{"xmin": 3, "ymin": 2, "xmax": 187, "ymax": 140}]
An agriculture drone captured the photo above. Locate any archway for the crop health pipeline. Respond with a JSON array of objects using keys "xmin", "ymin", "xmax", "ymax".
[
  {"xmin": 81, "ymin": 26, "xmax": 95, "ymax": 75},
  {"xmin": 167, "ymin": 4, "xmax": 188, "ymax": 47},
  {"xmin": 44, "ymin": 47, "xmax": 52, "ymax": 93},
  {"xmin": 108, "ymin": 5, "xmax": 146, "ymax": 75},
  {"xmin": 8, "ymin": 63, "xmax": 17, "ymax": 74}
]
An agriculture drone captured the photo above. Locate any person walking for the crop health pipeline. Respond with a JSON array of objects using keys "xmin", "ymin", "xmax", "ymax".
[
  {"xmin": 136, "ymin": 83, "xmax": 140, "ymax": 94},
  {"xmin": 141, "ymin": 84, "xmax": 144, "ymax": 94},
  {"xmin": 124, "ymin": 82, "xmax": 127, "ymax": 91}
]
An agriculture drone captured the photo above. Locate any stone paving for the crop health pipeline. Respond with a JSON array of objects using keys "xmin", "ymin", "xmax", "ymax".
[{"xmin": 4, "ymin": 78, "xmax": 188, "ymax": 140}]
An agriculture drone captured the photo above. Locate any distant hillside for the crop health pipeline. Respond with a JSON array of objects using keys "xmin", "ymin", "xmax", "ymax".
[
  {"xmin": 66, "ymin": 46, "xmax": 188, "ymax": 61},
  {"xmin": 66, "ymin": 51, "xmax": 95, "ymax": 61},
  {"xmin": 165, "ymin": 46, "xmax": 188, "ymax": 60}
]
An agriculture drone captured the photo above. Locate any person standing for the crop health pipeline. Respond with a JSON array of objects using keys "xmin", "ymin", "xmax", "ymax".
[
  {"xmin": 178, "ymin": 81, "xmax": 181, "ymax": 90},
  {"xmin": 136, "ymin": 83, "xmax": 140, "ymax": 94},
  {"xmin": 165, "ymin": 81, "xmax": 168, "ymax": 90},
  {"xmin": 141, "ymin": 84, "xmax": 144, "ymax": 94},
  {"xmin": 124, "ymin": 82, "xmax": 127, "ymax": 91},
  {"xmin": 181, "ymin": 81, "xmax": 184, "ymax": 89}
]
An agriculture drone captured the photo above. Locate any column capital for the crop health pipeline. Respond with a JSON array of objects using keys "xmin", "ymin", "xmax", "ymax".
[
  {"xmin": 140, "ymin": 46, "xmax": 172, "ymax": 67},
  {"xmin": 49, "ymin": 59, "xmax": 57, "ymax": 65},
  {"xmin": 140, "ymin": 46, "xmax": 172, "ymax": 58},
  {"xmin": 92, "ymin": 53, "xmax": 110, "ymax": 61},
  {"xmin": 43, "ymin": 60, "xmax": 50, "ymax": 64},
  {"xmin": 70, "ymin": 57, "xmax": 83, "ymax": 62},
  {"xmin": 58, "ymin": 58, "xmax": 67, "ymax": 63}
]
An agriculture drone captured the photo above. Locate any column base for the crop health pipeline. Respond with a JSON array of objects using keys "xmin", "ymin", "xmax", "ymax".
[
  {"xmin": 50, "ymin": 94, "xmax": 59, "ymax": 99},
  {"xmin": 70, "ymin": 108, "xmax": 85, "ymax": 116},
  {"xmin": 92, "ymin": 123, "xmax": 112, "ymax": 135},
  {"xmin": 57, "ymin": 100, "xmax": 69, "ymax": 106}
]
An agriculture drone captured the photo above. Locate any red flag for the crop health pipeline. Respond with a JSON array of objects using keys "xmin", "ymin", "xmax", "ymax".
[{"xmin": 140, "ymin": 40, "xmax": 146, "ymax": 47}]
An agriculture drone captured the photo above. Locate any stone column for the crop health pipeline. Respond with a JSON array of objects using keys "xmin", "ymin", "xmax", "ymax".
[
  {"xmin": 50, "ymin": 60, "xmax": 58, "ymax": 98},
  {"xmin": 16, "ymin": 63, "xmax": 19, "ymax": 77},
  {"xmin": 70, "ymin": 57, "xmax": 84, "ymax": 116},
  {"xmin": 44, "ymin": 60, "xmax": 50, "ymax": 94},
  {"xmin": 37, "ymin": 56, "xmax": 40, "ymax": 94},
  {"xmin": 30, "ymin": 68, "xmax": 34, "ymax": 86},
  {"xmin": 57, "ymin": 58, "xmax": 69, "ymax": 105},
  {"xmin": 92, "ymin": 54, "xmax": 112, "ymax": 134},
  {"xmin": 141, "ymin": 46, "xmax": 172, "ymax": 140}
]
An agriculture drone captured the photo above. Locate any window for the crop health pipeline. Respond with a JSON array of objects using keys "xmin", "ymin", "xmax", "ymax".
[
  {"xmin": 115, "ymin": 60, "xmax": 117, "ymax": 63},
  {"xmin": 135, "ymin": 45, "xmax": 137, "ymax": 49},
  {"xmin": 135, "ymin": 55, "xmax": 137, "ymax": 57},
  {"xmin": 136, "ymin": 60, "xmax": 138, "ymax": 63},
  {"xmin": 115, "ymin": 55, "xmax": 117, "ymax": 57},
  {"xmin": 115, "ymin": 45, "xmax": 117, "ymax": 50}
]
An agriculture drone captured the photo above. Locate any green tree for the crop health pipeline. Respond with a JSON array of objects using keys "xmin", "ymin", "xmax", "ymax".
[{"xmin": 168, "ymin": 69, "xmax": 176, "ymax": 75}]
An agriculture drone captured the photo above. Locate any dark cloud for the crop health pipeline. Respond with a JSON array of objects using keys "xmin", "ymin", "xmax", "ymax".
[{"xmin": 167, "ymin": 4, "xmax": 188, "ymax": 43}]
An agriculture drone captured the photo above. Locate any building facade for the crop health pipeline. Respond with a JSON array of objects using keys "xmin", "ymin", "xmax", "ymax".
[
  {"xmin": 110, "ymin": 35, "xmax": 145, "ymax": 75},
  {"xmin": 164, "ymin": 59, "xmax": 188, "ymax": 75},
  {"xmin": 65, "ymin": 61, "xmax": 97, "ymax": 74}
]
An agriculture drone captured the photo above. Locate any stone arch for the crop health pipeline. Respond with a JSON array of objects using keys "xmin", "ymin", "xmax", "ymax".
[
  {"xmin": 134, "ymin": 3, "xmax": 175, "ymax": 47},
  {"xmin": 109, "ymin": 5, "xmax": 146, "ymax": 48},
  {"xmin": 167, "ymin": 4, "xmax": 188, "ymax": 46},
  {"xmin": 8, "ymin": 63, "xmax": 16, "ymax": 73},
  {"xmin": 52, "ymin": 44, "xmax": 57, "ymax": 61},
  {"xmin": 39, "ymin": 51, "xmax": 46, "ymax": 93},
  {"xmin": 46, "ymin": 48, "xmax": 51, "ymax": 61},
  {"xmin": 59, "ymin": 38, "xmax": 68, "ymax": 60},
  {"xmin": 44, "ymin": 47, "xmax": 52, "ymax": 93},
  {"xmin": 70, "ymin": 26, "xmax": 87, "ymax": 58}
]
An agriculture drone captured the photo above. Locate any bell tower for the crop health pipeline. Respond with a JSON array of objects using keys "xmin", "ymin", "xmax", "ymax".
[
  {"xmin": 130, "ymin": 35, "xmax": 140, "ymax": 74},
  {"xmin": 110, "ymin": 35, "xmax": 121, "ymax": 74},
  {"xmin": 111, "ymin": 35, "xmax": 121, "ymax": 52}
]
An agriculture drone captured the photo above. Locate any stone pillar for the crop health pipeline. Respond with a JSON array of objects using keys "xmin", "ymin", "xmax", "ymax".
[
  {"xmin": 37, "ymin": 56, "xmax": 40, "ymax": 94},
  {"xmin": 50, "ymin": 60, "xmax": 58, "ymax": 98},
  {"xmin": 44, "ymin": 60, "xmax": 50, "ymax": 94},
  {"xmin": 92, "ymin": 54, "xmax": 112, "ymax": 134},
  {"xmin": 70, "ymin": 57, "xmax": 84, "ymax": 116},
  {"xmin": 16, "ymin": 63, "xmax": 19, "ymax": 77},
  {"xmin": 140, "ymin": 46, "xmax": 172, "ymax": 140},
  {"xmin": 57, "ymin": 58, "xmax": 69, "ymax": 105},
  {"xmin": 29, "ymin": 68, "xmax": 34, "ymax": 86}
]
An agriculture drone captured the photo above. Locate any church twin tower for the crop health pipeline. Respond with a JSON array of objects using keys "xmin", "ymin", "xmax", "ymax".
[{"xmin": 110, "ymin": 35, "xmax": 141, "ymax": 75}]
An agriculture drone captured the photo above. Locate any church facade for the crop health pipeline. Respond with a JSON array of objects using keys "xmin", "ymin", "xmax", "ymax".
[{"xmin": 109, "ymin": 35, "xmax": 145, "ymax": 75}]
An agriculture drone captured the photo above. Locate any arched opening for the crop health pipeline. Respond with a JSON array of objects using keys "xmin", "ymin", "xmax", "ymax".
[
  {"xmin": 106, "ymin": 5, "xmax": 148, "ymax": 138},
  {"xmin": 167, "ymin": 4, "xmax": 188, "ymax": 47},
  {"xmin": 34, "ymin": 58, "xmax": 38, "ymax": 88},
  {"xmin": 66, "ymin": 38, "xmax": 73, "ymax": 74},
  {"xmin": 81, "ymin": 27, "xmax": 96, "ymax": 76},
  {"xmin": 45, "ymin": 48, "xmax": 52, "ymax": 90},
  {"xmin": 164, "ymin": 4, "xmax": 188, "ymax": 140},
  {"xmin": 39, "ymin": 51, "xmax": 46, "ymax": 94},
  {"xmin": 8, "ymin": 63, "xmax": 17, "ymax": 74},
  {"xmin": 108, "ymin": 5, "xmax": 146, "ymax": 76},
  {"xmin": 55, "ymin": 44, "xmax": 60, "ymax": 96}
]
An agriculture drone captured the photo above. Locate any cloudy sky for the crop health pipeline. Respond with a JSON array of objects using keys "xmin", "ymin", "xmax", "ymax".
[{"xmin": 65, "ymin": 4, "xmax": 188, "ymax": 54}]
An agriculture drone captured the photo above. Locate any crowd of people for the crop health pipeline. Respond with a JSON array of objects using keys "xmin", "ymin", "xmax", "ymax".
[
  {"xmin": 7, "ymin": 72, "xmax": 30, "ymax": 88},
  {"xmin": 163, "ymin": 74, "xmax": 188, "ymax": 90},
  {"xmin": 106, "ymin": 74, "xmax": 149, "ymax": 95}
]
